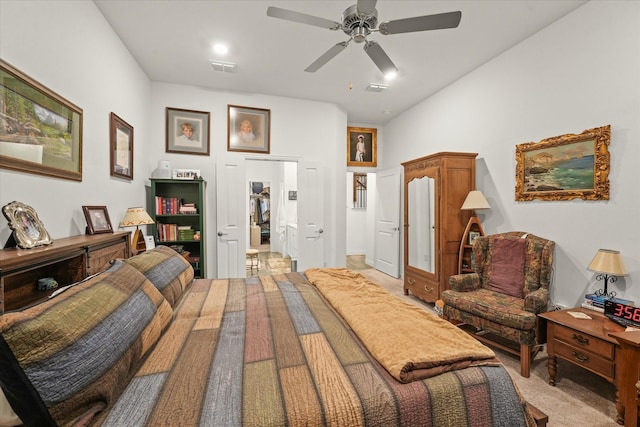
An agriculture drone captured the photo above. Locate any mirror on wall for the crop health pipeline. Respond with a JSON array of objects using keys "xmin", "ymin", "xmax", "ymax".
[{"xmin": 407, "ymin": 175, "xmax": 435, "ymax": 273}]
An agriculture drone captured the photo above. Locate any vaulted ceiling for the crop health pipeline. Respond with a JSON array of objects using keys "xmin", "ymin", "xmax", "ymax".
[{"xmin": 95, "ymin": 0, "xmax": 586, "ymax": 125}]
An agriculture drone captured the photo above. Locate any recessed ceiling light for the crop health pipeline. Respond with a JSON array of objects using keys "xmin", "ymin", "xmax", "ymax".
[{"xmin": 213, "ymin": 43, "xmax": 228, "ymax": 55}]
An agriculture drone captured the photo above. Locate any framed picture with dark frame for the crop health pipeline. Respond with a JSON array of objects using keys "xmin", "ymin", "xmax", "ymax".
[
  {"xmin": 347, "ymin": 126, "xmax": 377, "ymax": 167},
  {"xmin": 227, "ymin": 104, "xmax": 270, "ymax": 154},
  {"xmin": 109, "ymin": 112, "xmax": 133, "ymax": 179},
  {"xmin": 82, "ymin": 205, "xmax": 114, "ymax": 235},
  {"xmin": 0, "ymin": 59, "xmax": 83, "ymax": 181},
  {"xmin": 515, "ymin": 125, "xmax": 610, "ymax": 201},
  {"xmin": 166, "ymin": 107, "xmax": 210, "ymax": 155},
  {"xmin": 1, "ymin": 201, "xmax": 53, "ymax": 249}
]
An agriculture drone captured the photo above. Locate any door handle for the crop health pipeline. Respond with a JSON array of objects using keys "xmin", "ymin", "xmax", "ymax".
[
  {"xmin": 316, "ymin": 229, "xmax": 324, "ymax": 234},
  {"xmin": 217, "ymin": 231, "xmax": 228, "ymax": 236}
]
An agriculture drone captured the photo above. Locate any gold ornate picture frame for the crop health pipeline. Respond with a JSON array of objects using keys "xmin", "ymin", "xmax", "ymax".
[
  {"xmin": 1, "ymin": 201, "xmax": 53, "ymax": 248},
  {"xmin": 515, "ymin": 125, "xmax": 610, "ymax": 201},
  {"xmin": 347, "ymin": 126, "xmax": 377, "ymax": 167}
]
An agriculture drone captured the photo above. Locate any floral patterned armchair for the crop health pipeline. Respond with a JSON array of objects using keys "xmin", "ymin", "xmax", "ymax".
[{"xmin": 442, "ymin": 231, "xmax": 555, "ymax": 378}]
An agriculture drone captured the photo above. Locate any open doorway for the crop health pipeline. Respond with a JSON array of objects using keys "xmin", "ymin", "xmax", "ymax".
[{"xmin": 246, "ymin": 160, "xmax": 297, "ymax": 277}]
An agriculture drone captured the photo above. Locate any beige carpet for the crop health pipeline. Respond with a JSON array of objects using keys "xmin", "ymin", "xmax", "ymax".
[{"xmin": 358, "ymin": 269, "xmax": 620, "ymax": 427}]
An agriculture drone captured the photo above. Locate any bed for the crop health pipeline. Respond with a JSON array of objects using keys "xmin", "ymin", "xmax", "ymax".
[{"xmin": 0, "ymin": 246, "xmax": 537, "ymax": 426}]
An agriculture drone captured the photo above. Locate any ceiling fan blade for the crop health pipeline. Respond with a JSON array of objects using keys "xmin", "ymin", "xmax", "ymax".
[
  {"xmin": 305, "ymin": 42, "xmax": 349, "ymax": 72},
  {"xmin": 363, "ymin": 41, "xmax": 397, "ymax": 76},
  {"xmin": 267, "ymin": 6, "xmax": 341, "ymax": 31},
  {"xmin": 356, "ymin": 0, "xmax": 377, "ymax": 16},
  {"xmin": 379, "ymin": 11, "xmax": 462, "ymax": 35}
]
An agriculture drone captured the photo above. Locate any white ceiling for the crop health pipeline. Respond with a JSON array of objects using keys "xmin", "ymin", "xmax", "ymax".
[{"xmin": 94, "ymin": 0, "xmax": 586, "ymax": 125}]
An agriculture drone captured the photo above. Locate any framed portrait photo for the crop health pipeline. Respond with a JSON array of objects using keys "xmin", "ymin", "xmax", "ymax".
[
  {"xmin": 0, "ymin": 59, "xmax": 83, "ymax": 181},
  {"xmin": 469, "ymin": 231, "xmax": 481, "ymax": 245},
  {"xmin": 347, "ymin": 126, "xmax": 377, "ymax": 167},
  {"xmin": 82, "ymin": 205, "xmax": 113, "ymax": 235},
  {"xmin": 166, "ymin": 107, "xmax": 210, "ymax": 155},
  {"xmin": 227, "ymin": 105, "xmax": 270, "ymax": 154},
  {"xmin": 110, "ymin": 112, "xmax": 133, "ymax": 179},
  {"xmin": 1, "ymin": 201, "xmax": 52, "ymax": 248}
]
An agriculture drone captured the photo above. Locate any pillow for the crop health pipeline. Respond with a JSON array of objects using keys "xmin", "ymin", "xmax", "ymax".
[
  {"xmin": 488, "ymin": 238, "xmax": 526, "ymax": 298},
  {"xmin": 123, "ymin": 245, "xmax": 194, "ymax": 307},
  {"xmin": 0, "ymin": 260, "xmax": 173, "ymax": 426}
]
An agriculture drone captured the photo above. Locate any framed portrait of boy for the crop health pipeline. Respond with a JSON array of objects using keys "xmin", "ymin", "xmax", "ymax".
[
  {"xmin": 166, "ymin": 107, "xmax": 210, "ymax": 155},
  {"xmin": 347, "ymin": 126, "xmax": 377, "ymax": 167}
]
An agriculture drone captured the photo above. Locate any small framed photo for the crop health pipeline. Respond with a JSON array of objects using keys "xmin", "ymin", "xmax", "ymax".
[
  {"xmin": 347, "ymin": 126, "xmax": 377, "ymax": 167},
  {"xmin": 288, "ymin": 191, "xmax": 297, "ymax": 200},
  {"xmin": 172, "ymin": 168, "xmax": 201, "ymax": 180},
  {"xmin": 227, "ymin": 104, "xmax": 270, "ymax": 154},
  {"xmin": 82, "ymin": 205, "xmax": 113, "ymax": 235},
  {"xmin": 166, "ymin": 107, "xmax": 210, "ymax": 155},
  {"xmin": 469, "ymin": 231, "xmax": 481, "ymax": 245},
  {"xmin": 1, "ymin": 201, "xmax": 52, "ymax": 249},
  {"xmin": 110, "ymin": 112, "xmax": 133, "ymax": 179}
]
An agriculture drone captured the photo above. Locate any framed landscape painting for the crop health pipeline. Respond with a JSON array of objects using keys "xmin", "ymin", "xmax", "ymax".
[
  {"xmin": 0, "ymin": 60, "xmax": 83, "ymax": 181},
  {"xmin": 515, "ymin": 125, "xmax": 610, "ymax": 201},
  {"xmin": 347, "ymin": 126, "xmax": 377, "ymax": 167}
]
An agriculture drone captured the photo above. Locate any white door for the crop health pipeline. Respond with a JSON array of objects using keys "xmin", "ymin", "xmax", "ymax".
[
  {"xmin": 297, "ymin": 162, "xmax": 325, "ymax": 271},
  {"xmin": 374, "ymin": 167, "xmax": 401, "ymax": 277},
  {"xmin": 216, "ymin": 154, "xmax": 246, "ymax": 278}
]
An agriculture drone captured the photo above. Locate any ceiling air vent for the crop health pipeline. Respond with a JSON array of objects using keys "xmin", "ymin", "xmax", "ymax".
[
  {"xmin": 209, "ymin": 60, "xmax": 237, "ymax": 73},
  {"xmin": 366, "ymin": 83, "xmax": 388, "ymax": 92}
]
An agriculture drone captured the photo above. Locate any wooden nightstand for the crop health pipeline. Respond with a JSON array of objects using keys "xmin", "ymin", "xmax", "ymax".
[{"xmin": 539, "ymin": 307, "xmax": 626, "ymax": 424}]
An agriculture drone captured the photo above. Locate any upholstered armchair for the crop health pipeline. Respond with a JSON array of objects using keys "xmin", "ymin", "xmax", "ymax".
[{"xmin": 442, "ymin": 231, "xmax": 555, "ymax": 378}]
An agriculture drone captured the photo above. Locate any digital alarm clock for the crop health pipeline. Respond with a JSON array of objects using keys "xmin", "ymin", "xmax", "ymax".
[{"xmin": 604, "ymin": 300, "xmax": 640, "ymax": 328}]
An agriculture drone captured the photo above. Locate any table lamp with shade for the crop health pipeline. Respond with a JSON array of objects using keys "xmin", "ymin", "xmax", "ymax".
[
  {"xmin": 587, "ymin": 249, "xmax": 628, "ymax": 298},
  {"xmin": 120, "ymin": 207, "xmax": 154, "ymax": 255},
  {"xmin": 460, "ymin": 190, "xmax": 491, "ymax": 236}
]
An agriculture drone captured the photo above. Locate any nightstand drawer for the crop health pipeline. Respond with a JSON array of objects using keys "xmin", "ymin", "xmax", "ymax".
[
  {"xmin": 554, "ymin": 325, "xmax": 615, "ymax": 360},
  {"xmin": 554, "ymin": 339, "xmax": 615, "ymax": 379}
]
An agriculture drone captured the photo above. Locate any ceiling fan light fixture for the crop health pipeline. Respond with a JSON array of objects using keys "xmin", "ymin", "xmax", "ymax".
[{"xmin": 384, "ymin": 70, "xmax": 397, "ymax": 80}]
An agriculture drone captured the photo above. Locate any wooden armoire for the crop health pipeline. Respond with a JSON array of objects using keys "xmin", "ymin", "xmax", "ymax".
[{"xmin": 402, "ymin": 152, "xmax": 477, "ymax": 303}]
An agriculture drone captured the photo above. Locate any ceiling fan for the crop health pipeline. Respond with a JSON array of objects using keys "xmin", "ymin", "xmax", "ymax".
[{"xmin": 266, "ymin": 0, "xmax": 461, "ymax": 76}]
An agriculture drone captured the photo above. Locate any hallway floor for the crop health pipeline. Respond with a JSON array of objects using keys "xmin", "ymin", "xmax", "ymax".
[{"xmin": 246, "ymin": 246, "xmax": 372, "ymax": 277}]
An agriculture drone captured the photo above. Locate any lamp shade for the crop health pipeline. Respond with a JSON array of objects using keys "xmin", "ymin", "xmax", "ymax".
[
  {"xmin": 461, "ymin": 190, "xmax": 491, "ymax": 210},
  {"xmin": 587, "ymin": 249, "xmax": 628, "ymax": 276},
  {"xmin": 120, "ymin": 207, "xmax": 153, "ymax": 228}
]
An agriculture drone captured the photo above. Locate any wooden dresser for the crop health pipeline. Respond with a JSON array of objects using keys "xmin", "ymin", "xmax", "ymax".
[
  {"xmin": 0, "ymin": 231, "xmax": 130, "ymax": 313},
  {"xmin": 402, "ymin": 152, "xmax": 477, "ymax": 303}
]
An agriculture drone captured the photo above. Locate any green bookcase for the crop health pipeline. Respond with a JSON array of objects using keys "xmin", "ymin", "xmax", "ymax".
[{"xmin": 149, "ymin": 178, "xmax": 206, "ymax": 278}]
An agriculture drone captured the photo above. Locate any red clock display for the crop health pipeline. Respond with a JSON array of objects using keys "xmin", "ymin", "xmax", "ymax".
[{"xmin": 604, "ymin": 300, "xmax": 640, "ymax": 327}]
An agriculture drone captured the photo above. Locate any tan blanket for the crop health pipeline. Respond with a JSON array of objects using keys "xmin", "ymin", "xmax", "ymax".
[{"xmin": 305, "ymin": 268, "xmax": 498, "ymax": 383}]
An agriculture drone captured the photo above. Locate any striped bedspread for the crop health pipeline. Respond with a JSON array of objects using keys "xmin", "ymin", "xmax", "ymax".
[{"xmin": 99, "ymin": 272, "xmax": 536, "ymax": 427}]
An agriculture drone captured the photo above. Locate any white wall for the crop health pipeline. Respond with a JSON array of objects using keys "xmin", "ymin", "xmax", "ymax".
[
  {"xmin": 382, "ymin": 1, "xmax": 640, "ymax": 307},
  {"xmin": 0, "ymin": 0, "xmax": 151, "ymax": 243},
  {"xmin": 0, "ymin": 2, "xmax": 348, "ymax": 276},
  {"xmin": 148, "ymin": 83, "xmax": 348, "ymax": 274}
]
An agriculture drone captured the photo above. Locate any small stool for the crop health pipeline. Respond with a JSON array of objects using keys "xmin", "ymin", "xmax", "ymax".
[{"xmin": 246, "ymin": 249, "xmax": 259, "ymax": 272}]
